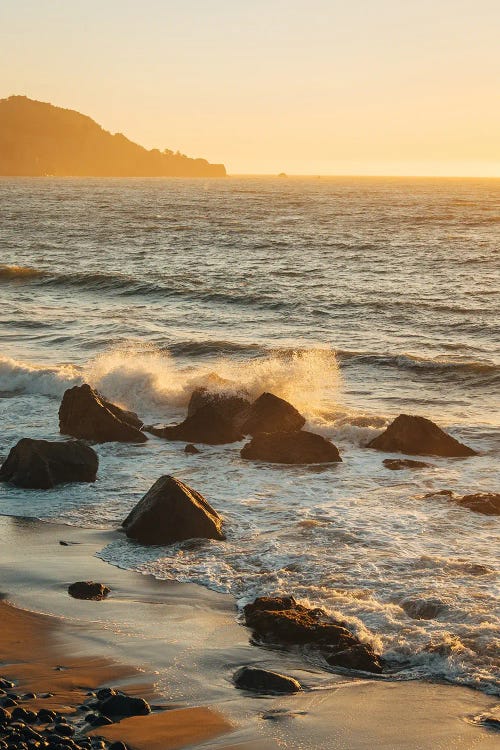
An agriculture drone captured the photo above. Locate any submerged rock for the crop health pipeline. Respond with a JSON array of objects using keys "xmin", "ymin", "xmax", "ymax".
[
  {"xmin": 368, "ymin": 414, "xmax": 476, "ymax": 457},
  {"xmin": 68, "ymin": 581, "xmax": 110, "ymax": 601},
  {"xmin": 455, "ymin": 492, "xmax": 500, "ymax": 516},
  {"xmin": 184, "ymin": 443, "xmax": 200, "ymax": 454},
  {"xmin": 400, "ymin": 597, "xmax": 444, "ymax": 620},
  {"xmin": 241, "ymin": 430, "xmax": 342, "ymax": 464},
  {"xmin": 0, "ymin": 438, "xmax": 98, "ymax": 489},
  {"xmin": 383, "ymin": 458, "xmax": 431, "ymax": 470},
  {"xmin": 122, "ymin": 475, "xmax": 225, "ymax": 545},
  {"xmin": 234, "ymin": 666, "xmax": 302, "ymax": 694},
  {"xmin": 424, "ymin": 490, "xmax": 500, "ymax": 516},
  {"xmin": 59, "ymin": 383, "xmax": 147, "ymax": 443},
  {"xmin": 238, "ymin": 393, "xmax": 306, "ymax": 436},
  {"xmin": 148, "ymin": 404, "xmax": 243, "ymax": 445},
  {"xmin": 243, "ymin": 596, "xmax": 382, "ymax": 674}
]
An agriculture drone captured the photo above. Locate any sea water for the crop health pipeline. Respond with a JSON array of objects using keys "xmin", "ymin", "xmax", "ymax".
[{"xmin": 0, "ymin": 176, "xmax": 498, "ymax": 694}]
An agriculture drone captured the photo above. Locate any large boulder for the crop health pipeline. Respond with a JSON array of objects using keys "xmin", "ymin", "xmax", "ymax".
[
  {"xmin": 147, "ymin": 403, "xmax": 243, "ymax": 445},
  {"xmin": 233, "ymin": 666, "xmax": 302, "ymax": 694},
  {"xmin": 237, "ymin": 393, "xmax": 306, "ymax": 436},
  {"xmin": 243, "ymin": 596, "xmax": 382, "ymax": 674},
  {"xmin": 59, "ymin": 384, "xmax": 147, "ymax": 443},
  {"xmin": 0, "ymin": 438, "xmax": 98, "ymax": 489},
  {"xmin": 187, "ymin": 386, "xmax": 250, "ymax": 420},
  {"xmin": 122, "ymin": 475, "xmax": 225, "ymax": 545},
  {"xmin": 368, "ymin": 414, "xmax": 476, "ymax": 457},
  {"xmin": 241, "ymin": 430, "xmax": 341, "ymax": 464}
]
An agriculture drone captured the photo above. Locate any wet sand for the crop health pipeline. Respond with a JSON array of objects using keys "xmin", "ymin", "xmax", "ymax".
[{"xmin": 0, "ymin": 514, "xmax": 498, "ymax": 749}]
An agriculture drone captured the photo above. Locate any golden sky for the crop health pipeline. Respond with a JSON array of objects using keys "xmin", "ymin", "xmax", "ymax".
[{"xmin": 1, "ymin": 0, "xmax": 499, "ymax": 175}]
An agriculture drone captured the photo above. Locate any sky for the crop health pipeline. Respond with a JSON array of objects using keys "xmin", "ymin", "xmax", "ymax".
[{"xmin": 1, "ymin": 0, "xmax": 499, "ymax": 176}]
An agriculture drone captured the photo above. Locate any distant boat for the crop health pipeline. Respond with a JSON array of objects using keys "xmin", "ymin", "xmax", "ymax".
[{"xmin": 278, "ymin": 172, "xmax": 288, "ymax": 177}]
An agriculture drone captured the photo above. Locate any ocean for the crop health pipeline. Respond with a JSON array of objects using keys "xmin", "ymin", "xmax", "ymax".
[{"xmin": 0, "ymin": 176, "xmax": 498, "ymax": 695}]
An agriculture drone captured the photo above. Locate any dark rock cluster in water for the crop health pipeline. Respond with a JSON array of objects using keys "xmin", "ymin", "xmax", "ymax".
[
  {"xmin": 0, "ymin": 676, "xmax": 141, "ymax": 750},
  {"xmin": 243, "ymin": 596, "xmax": 383, "ymax": 674}
]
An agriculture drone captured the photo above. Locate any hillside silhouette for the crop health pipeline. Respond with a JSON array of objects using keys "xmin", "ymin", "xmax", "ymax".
[{"xmin": 0, "ymin": 96, "xmax": 226, "ymax": 177}]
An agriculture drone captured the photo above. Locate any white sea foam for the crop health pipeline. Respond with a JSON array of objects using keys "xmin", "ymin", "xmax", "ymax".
[{"xmin": 0, "ymin": 355, "xmax": 81, "ymax": 398}]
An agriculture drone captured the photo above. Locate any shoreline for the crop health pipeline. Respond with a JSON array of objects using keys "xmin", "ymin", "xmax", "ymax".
[{"xmin": 0, "ymin": 513, "xmax": 498, "ymax": 749}]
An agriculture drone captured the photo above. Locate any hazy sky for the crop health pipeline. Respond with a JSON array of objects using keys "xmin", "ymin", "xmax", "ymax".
[{"xmin": 1, "ymin": 0, "xmax": 499, "ymax": 175}]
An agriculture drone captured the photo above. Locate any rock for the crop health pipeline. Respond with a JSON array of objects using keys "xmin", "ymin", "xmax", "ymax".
[
  {"xmin": 184, "ymin": 443, "xmax": 200, "ymax": 454},
  {"xmin": 67, "ymin": 581, "xmax": 110, "ymax": 601},
  {"xmin": 37, "ymin": 708, "xmax": 56, "ymax": 723},
  {"xmin": 109, "ymin": 743, "xmax": 129, "ymax": 750},
  {"xmin": 325, "ymin": 643, "xmax": 383, "ymax": 673},
  {"xmin": 455, "ymin": 492, "xmax": 500, "ymax": 516},
  {"xmin": 147, "ymin": 403, "xmax": 243, "ymax": 445},
  {"xmin": 243, "ymin": 596, "xmax": 382, "ymax": 674},
  {"xmin": 241, "ymin": 430, "xmax": 341, "ymax": 464},
  {"xmin": 368, "ymin": 414, "xmax": 476, "ymax": 457},
  {"xmin": 400, "ymin": 597, "xmax": 444, "ymax": 620},
  {"xmin": 234, "ymin": 666, "xmax": 302, "ymax": 694},
  {"xmin": 383, "ymin": 458, "xmax": 431, "ymax": 470},
  {"xmin": 424, "ymin": 490, "xmax": 500, "ymax": 516},
  {"xmin": 122, "ymin": 475, "xmax": 225, "ymax": 545},
  {"xmin": 0, "ymin": 438, "xmax": 98, "ymax": 489},
  {"xmin": 59, "ymin": 383, "xmax": 147, "ymax": 443},
  {"xmin": 98, "ymin": 693, "xmax": 150, "ymax": 718},
  {"xmin": 187, "ymin": 386, "xmax": 250, "ymax": 420},
  {"xmin": 238, "ymin": 393, "xmax": 306, "ymax": 436}
]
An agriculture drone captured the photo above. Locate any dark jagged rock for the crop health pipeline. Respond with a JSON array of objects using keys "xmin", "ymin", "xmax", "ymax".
[
  {"xmin": 147, "ymin": 403, "xmax": 243, "ymax": 445},
  {"xmin": 243, "ymin": 596, "xmax": 382, "ymax": 674},
  {"xmin": 59, "ymin": 383, "xmax": 147, "ymax": 443},
  {"xmin": 184, "ymin": 443, "xmax": 200, "ymax": 454},
  {"xmin": 234, "ymin": 666, "xmax": 302, "ymax": 694},
  {"xmin": 455, "ymin": 492, "xmax": 500, "ymax": 516},
  {"xmin": 67, "ymin": 581, "xmax": 111, "ymax": 601},
  {"xmin": 383, "ymin": 458, "xmax": 431, "ymax": 470},
  {"xmin": 368, "ymin": 414, "xmax": 476, "ymax": 457},
  {"xmin": 98, "ymin": 693, "xmax": 150, "ymax": 718},
  {"xmin": 241, "ymin": 430, "xmax": 341, "ymax": 464},
  {"xmin": 187, "ymin": 386, "xmax": 250, "ymax": 420},
  {"xmin": 0, "ymin": 438, "xmax": 98, "ymax": 489},
  {"xmin": 238, "ymin": 393, "xmax": 306, "ymax": 436},
  {"xmin": 122, "ymin": 475, "xmax": 225, "ymax": 545}
]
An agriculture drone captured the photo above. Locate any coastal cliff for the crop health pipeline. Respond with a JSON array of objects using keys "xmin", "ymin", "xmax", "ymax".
[{"xmin": 0, "ymin": 96, "xmax": 226, "ymax": 177}]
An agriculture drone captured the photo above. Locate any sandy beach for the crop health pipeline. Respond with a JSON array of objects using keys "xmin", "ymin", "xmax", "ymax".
[{"xmin": 0, "ymin": 514, "xmax": 498, "ymax": 749}]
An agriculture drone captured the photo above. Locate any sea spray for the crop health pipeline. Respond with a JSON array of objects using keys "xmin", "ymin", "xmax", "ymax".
[{"xmin": 83, "ymin": 344, "xmax": 342, "ymax": 420}]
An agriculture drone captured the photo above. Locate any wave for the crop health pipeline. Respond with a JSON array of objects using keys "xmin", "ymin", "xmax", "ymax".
[
  {"xmin": 0, "ymin": 355, "xmax": 81, "ymax": 398},
  {"xmin": 84, "ymin": 345, "xmax": 341, "ymax": 419},
  {"xmin": 0, "ymin": 346, "xmax": 341, "ymax": 421},
  {"xmin": 0, "ymin": 264, "xmax": 291, "ymax": 312},
  {"xmin": 336, "ymin": 349, "xmax": 499, "ymax": 382}
]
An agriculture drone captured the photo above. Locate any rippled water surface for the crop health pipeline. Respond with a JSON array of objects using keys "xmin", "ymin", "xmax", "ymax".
[{"xmin": 0, "ymin": 177, "xmax": 498, "ymax": 694}]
